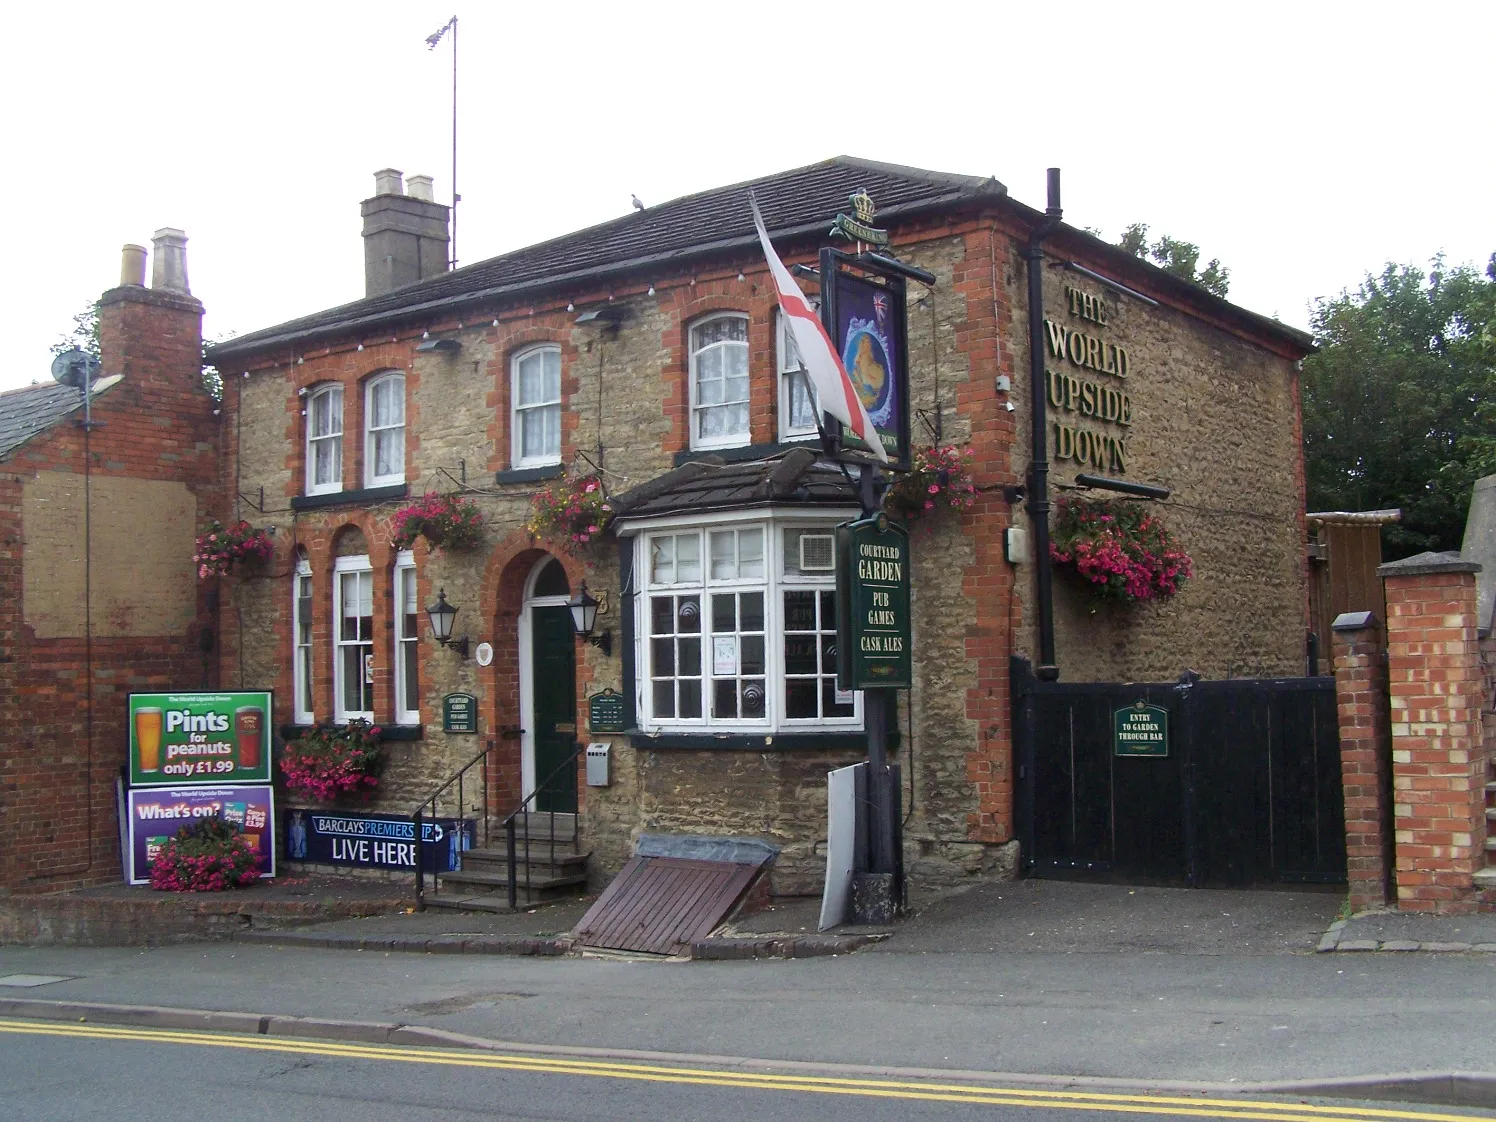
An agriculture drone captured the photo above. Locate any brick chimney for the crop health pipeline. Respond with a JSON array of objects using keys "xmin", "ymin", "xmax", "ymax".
[
  {"xmin": 361, "ymin": 169, "xmax": 451, "ymax": 297},
  {"xmin": 97, "ymin": 233, "xmax": 206, "ymax": 401}
]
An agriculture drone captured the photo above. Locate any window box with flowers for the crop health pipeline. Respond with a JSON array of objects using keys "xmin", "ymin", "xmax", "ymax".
[
  {"xmin": 1049, "ymin": 497, "xmax": 1193, "ymax": 602},
  {"xmin": 884, "ymin": 445, "xmax": 977, "ymax": 527},
  {"xmin": 280, "ymin": 720, "xmax": 385, "ymax": 803},
  {"xmin": 527, "ymin": 474, "xmax": 613, "ymax": 555},
  {"xmin": 389, "ymin": 492, "xmax": 483, "ymax": 553},
  {"xmin": 195, "ymin": 520, "xmax": 275, "ymax": 580}
]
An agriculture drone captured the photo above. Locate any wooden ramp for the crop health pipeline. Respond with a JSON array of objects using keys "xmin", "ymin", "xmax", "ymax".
[{"xmin": 572, "ymin": 856, "xmax": 759, "ymax": 956}]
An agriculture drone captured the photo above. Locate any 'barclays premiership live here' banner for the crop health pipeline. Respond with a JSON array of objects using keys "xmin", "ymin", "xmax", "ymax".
[
  {"xmin": 128, "ymin": 691, "xmax": 273, "ymax": 788},
  {"xmin": 284, "ymin": 810, "xmax": 474, "ymax": 873},
  {"xmin": 126, "ymin": 786, "xmax": 275, "ymax": 885}
]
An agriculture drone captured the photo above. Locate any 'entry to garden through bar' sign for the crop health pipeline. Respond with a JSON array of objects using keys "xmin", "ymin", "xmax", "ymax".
[
  {"xmin": 1114, "ymin": 701, "xmax": 1169, "ymax": 757},
  {"xmin": 128, "ymin": 691, "xmax": 273, "ymax": 788},
  {"xmin": 835, "ymin": 515, "xmax": 912, "ymax": 690}
]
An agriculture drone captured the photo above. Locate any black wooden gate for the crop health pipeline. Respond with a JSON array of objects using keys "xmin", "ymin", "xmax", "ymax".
[{"xmin": 1013, "ymin": 658, "xmax": 1346, "ymax": 887}]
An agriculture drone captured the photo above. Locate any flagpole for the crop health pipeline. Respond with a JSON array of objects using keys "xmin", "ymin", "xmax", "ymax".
[
  {"xmin": 426, "ymin": 16, "xmax": 459, "ymax": 269},
  {"xmin": 450, "ymin": 15, "xmax": 458, "ymax": 268}
]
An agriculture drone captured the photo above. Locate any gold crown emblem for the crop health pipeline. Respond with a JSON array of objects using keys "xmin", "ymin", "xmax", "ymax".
[{"xmin": 849, "ymin": 188, "xmax": 876, "ymax": 225}]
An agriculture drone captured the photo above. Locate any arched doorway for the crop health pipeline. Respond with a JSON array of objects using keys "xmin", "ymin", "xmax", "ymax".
[{"xmin": 518, "ymin": 556, "xmax": 578, "ymax": 813}]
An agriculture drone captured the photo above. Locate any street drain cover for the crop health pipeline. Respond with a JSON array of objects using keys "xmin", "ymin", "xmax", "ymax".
[{"xmin": 0, "ymin": 974, "xmax": 73, "ymax": 987}]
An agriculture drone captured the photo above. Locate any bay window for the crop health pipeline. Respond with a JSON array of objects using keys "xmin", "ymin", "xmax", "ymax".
[{"xmin": 636, "ymin": 515, "xmax": 861, "ymax": 732}]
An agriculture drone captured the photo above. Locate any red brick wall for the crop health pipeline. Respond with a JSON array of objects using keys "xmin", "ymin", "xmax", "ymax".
[
  {"xmin": 1384, "ymin": 567, "xmax": 1486, "ymax": 912},
  {"xmin": 0, "ymin": 285, "xmax": 221, "ymax": 894},
  {"xmin": 1331, "ymin": 618, "xmax": 1392, "ymax": 911}
]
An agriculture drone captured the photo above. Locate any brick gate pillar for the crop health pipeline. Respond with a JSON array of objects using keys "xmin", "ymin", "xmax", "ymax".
[
  {"xmin": 1379, "ymin": 552, "xmax": 1486, "ymax": 913},
  {"xmin": 1330, "ymin": 610, "xmax": 1392, "ymax": 911}
]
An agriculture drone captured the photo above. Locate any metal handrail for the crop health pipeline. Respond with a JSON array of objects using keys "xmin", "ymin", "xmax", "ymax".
[
  {"xmin": 412, "ymin": 738, "xmax": 495, "ymax": 911},
  {"xmin": 500, "ymin": 743, "xmax": 584, "ymax": 910}
]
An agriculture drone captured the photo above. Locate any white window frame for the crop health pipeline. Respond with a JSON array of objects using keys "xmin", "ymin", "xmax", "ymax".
[
  {"xmin": 292, "ymin": 558, "xmax": 314, "ymax": 725},
  {"xmin": 688, "ymin": 312, "xmax": 752, "ymax": 451},
  {"xmin": 777, "ymin": 310, "xmax": 820, "ymax": 441},
  {"xmin": 364, "ymin": 372, "xmax": 406, "ymax": 487},
  {"xmin": 305, "ymin": 384, "xmax": 343, "ymax": 496},
  {"xmin": 333, "ymin": 555, "xmax": 375, "ymax": 723},
  {"xmin": 627, "ymin": 510, "xmax": 863, "ymax": 734},
  {"xmin": 393, "ymin": 551, "xmax": 419, "ymax": 726},
  {"xmin": 510, "ymin": 344, "xmax": 563, "ymax": 468}
]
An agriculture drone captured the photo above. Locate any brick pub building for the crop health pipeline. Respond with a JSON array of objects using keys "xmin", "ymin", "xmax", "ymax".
[{"xmin": 199, "ymin": 157, "xmax": 1319, "ymax": 896}]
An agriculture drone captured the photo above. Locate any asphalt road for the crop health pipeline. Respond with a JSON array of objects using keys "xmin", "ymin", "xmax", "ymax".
[
  {"xmin": 4, "ymin": 940, "xmax": 1496, "ymax": 1086},
  {"xmin": 0, "ymin": 1019, "xmax": 1483, "ymax": 1122}
]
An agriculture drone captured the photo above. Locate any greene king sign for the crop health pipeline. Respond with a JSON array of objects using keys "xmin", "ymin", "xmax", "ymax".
[{"xmin": 835, "ymin": 516, "xmax": 912, "ymax": 690}]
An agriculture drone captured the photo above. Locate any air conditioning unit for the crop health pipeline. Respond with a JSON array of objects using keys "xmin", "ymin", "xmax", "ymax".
[{"xmin": 799, "ymin": 533, "xmax": 835, "ymax": 571}]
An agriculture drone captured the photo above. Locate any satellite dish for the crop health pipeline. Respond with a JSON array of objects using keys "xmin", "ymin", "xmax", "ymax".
[{"xmin": 51, "ymin": 348, "xmax": 102, "ymax": 391}]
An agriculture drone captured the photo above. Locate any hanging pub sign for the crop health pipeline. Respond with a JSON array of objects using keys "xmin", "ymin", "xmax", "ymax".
[
  {"xmin": 443, "ymin": 692, "xmax": 478, "ymax": 733},
  {"xmin": 127, "ymin": 691, "xmax": 273, "ymax": 788},
  {"xmin": 829, "ymin": 187, "xmax": 891, "ymax": 247},
  {"xmin": 819, "ymin": 245, "xmax": 912, "ymax": 471},
  {"xmin": 1113, "ymin": 701, "xmax": 1169, "ymax": 757},
  {"xmin": 835, "ymin": 515, "xmax": 912, "ymax": 690}
]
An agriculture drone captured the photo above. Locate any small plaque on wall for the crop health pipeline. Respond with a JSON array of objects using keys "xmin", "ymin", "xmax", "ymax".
[
  {"xmin": 587, "ymin": 688, "xmax": 626, "ymax": 734},
  {"xmin": 443, "ymin": 692, "xmax": 478, "ymax": 733}
]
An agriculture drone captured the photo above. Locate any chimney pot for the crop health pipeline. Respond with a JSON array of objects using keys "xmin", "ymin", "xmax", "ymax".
[
  {"xmin": 407, "ymin": 175, "xmax": 435, "ymax": 202},
  {"xmin": 120, "ymin": 244, "xmax": 148, "ymax": 287},
  {"xmin": 150, "ymin": 228, "xmax": 190, "ymax": 294},
  {"xmin": 374, "ymin": 168, "xmax": 405, "ymax": 196}
]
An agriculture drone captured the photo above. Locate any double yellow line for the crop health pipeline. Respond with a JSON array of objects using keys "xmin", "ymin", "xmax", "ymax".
[{"xmin": 0, "ymin": 1018, "xmax": 1476, "ymax": 1122}]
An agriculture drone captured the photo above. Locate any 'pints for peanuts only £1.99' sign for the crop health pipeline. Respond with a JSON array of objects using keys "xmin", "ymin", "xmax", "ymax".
[{"xmin": 128, "ymin": 691, "xmax": 273, "ymax": 787}]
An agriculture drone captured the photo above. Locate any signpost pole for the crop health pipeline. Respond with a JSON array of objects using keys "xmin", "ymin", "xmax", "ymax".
[{"xmin": 857, "ymin": 464, "xmax": 899, "ymax": 888}]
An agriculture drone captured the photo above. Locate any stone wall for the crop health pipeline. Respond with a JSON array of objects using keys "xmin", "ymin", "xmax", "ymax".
[{"xmin": 1009, "ymin": 228, "xmax": 1308, "ymax": 683}]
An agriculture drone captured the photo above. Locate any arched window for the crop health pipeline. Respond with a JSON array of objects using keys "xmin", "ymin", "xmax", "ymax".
[
  {"xmin": 364, "ymin": 372, "xmax": 405, "ymax": 487},
  {"xmin": 689, "ymin": 313, "xmax": 750, "ymax": 450},
  {"xmin": 305, "ymin": 384, "xmax": 343, "ymax": 495},
  {"xmin": 511, "ymin": 345, "xmax": 562, "ymax": 468}
]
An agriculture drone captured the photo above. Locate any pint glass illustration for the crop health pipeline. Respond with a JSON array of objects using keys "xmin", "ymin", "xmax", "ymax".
[
  {"xmin": 235, "ymin": 706, "xmax": 264, "ymax": 770},
  {"xmin": 135, "ymin": 708, "xmax": 164, "ymax": 771}
]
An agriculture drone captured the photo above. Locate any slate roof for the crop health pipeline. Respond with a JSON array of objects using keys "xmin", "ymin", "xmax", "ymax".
[
  {"xmin": 0, "ymin": 378, "xmax": 120, "ymax": 460},
  {"xmin": 611, "ymin": 447, "xmax": 857, "ymax": 522},
  {"xmin": 211, "ymin": 156, "xmax": 1007, "ymax": 360}
]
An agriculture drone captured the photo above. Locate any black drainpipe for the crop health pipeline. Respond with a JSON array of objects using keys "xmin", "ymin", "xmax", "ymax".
[{"xmin": 1023, "ymin": 168, "xmax": 1063, "ymax": 681}]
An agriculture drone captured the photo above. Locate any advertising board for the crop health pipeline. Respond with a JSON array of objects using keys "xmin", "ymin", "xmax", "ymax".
[
  {"xmin": 128, "ymin": 691, "xmax": 273, "ymax": 788},
  {"xmin": 126, "ymin": 785, "xmax": 275, "ymax": 885}
]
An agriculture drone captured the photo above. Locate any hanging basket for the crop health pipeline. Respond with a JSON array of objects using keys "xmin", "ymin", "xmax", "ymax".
[
  {"xmin": 1049, "ymin": 497, "xmax": 1193, "ymax": 602},
  {"xmin": 195, "ymin": 520, "xmax": 274, "ymax": 580},
  {"xmin": 527, "ymin": 474, "xmax": 613, "ymax": 556},
  {"xmin": 389, "ymin": 492, "xmax": 484, "ymax": 553}
]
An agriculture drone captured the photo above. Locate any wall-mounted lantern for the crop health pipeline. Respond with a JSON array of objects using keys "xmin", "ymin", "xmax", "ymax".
[
  {"xmin": 426, "ymin": 588, "xmax": 470, "ymax": 657},
  {"xmin": 568, "ymin": 582, "xmax": 612, "ymax": 656}
]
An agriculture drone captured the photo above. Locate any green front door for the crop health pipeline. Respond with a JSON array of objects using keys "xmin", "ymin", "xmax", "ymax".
[{"xmin": 531, "ymin": 605, "xmax": 578, "ymax": 813}]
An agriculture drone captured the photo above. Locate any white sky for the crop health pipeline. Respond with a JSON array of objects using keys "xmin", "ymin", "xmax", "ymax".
[{"xmin": 3, "ymin": 1, "xmax": 1492, "ymax": 391}]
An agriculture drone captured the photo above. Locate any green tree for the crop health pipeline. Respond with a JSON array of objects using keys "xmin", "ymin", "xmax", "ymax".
[
  {"xmin": 1301, "ymin": 254, "xmax": 1496, "ymax": 558},
  {"xmin": 1118, "ymin": 223, "xmax": 1231, "ymax": 297},
  {"xmin": 51, "ymin": 300, "xmax": 101, "ymax": 360}
]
